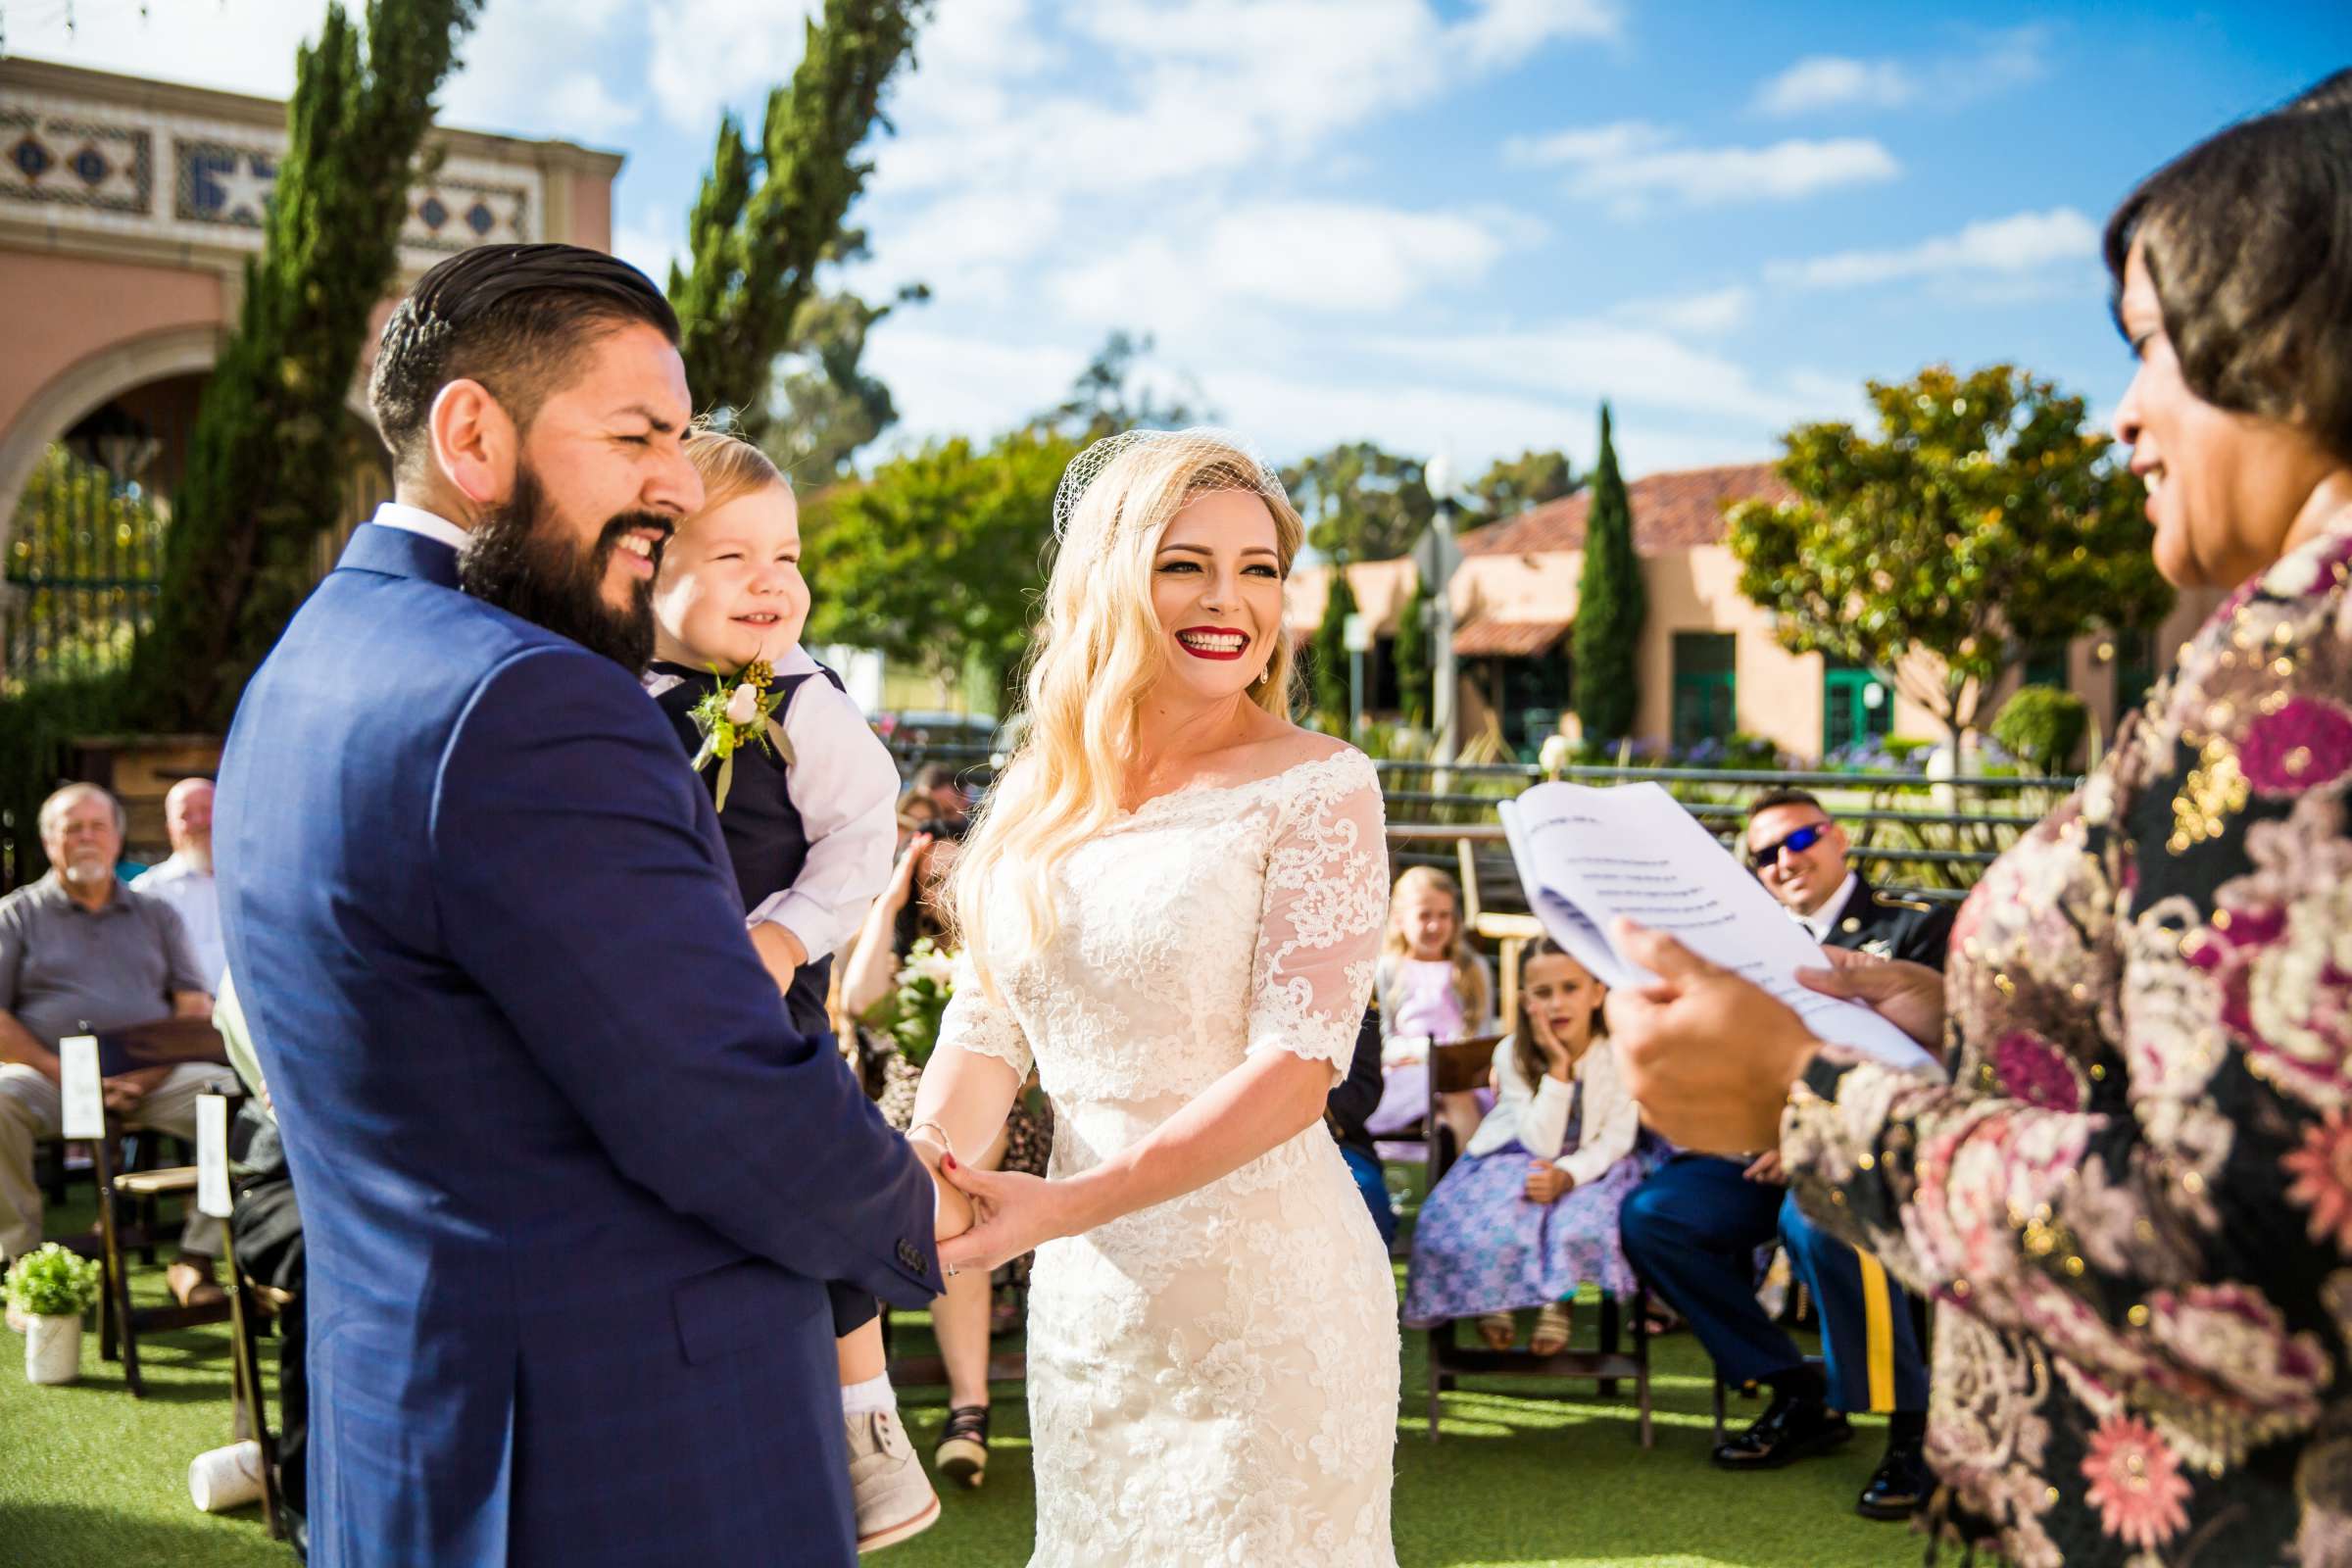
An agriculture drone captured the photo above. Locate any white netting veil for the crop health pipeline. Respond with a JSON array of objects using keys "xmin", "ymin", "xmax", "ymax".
[{"xmin": 1050, "ymin": 425, "xmax": 1295, "ymax": 543}]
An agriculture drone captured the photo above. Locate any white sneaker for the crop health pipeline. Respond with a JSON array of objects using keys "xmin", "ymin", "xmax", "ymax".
[{"xmin": 847, "ymin": 1409, "xmax": 940, "ymax": 1553}]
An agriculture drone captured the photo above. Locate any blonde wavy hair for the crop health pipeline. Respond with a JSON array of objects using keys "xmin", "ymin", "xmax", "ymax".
[
  {"xmin": 1383, "ymin": 865, "xmax": 1491, "ymax": 1028},
  {"xmin": 952, "ymin": 429, "xmax": 1305, "ymax": 987}
]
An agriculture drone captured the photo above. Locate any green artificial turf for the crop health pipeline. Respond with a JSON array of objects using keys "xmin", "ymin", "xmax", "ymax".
[{"xmin": 1, "ymin": 1176, "xmax": 1925, "ymax": 1567}]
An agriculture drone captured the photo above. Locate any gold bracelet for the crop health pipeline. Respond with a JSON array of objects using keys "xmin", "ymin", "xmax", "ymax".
[{"xmin": 907, "ymin": 1120, "xmax": 956, "ymax": 1162}]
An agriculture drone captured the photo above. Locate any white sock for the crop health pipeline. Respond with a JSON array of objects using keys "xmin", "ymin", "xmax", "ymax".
[{"xmin": 842, "ymin": 1373, "xmax": 899, "ymax": 1417}]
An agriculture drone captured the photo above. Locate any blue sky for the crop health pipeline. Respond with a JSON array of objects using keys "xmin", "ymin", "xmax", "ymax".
[{"xmin": 16, "ymin": 0, "xmax": 2349, "ymax": 478}]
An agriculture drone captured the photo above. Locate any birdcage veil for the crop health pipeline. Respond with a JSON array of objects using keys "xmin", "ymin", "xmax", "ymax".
[{"xmin": 1050, "ymin": 425, "xmax": 1295, "ymax": 543}]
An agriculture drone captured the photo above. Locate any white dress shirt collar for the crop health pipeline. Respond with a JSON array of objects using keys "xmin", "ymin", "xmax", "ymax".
[
  {"xmin": 368, "ymin": 500, "xmax": 470, "ymax": 554},
  {"xmin": 1800, "ymin": 872, "xmax": 1862, "ymax": 944}
]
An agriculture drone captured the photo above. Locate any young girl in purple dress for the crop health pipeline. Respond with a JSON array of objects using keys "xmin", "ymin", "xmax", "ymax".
[{"xmin": 1403, "ymin": 937, "xmax": 1662, "ymax": 1354}]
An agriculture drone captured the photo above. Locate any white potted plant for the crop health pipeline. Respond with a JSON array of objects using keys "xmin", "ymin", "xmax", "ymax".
[{"xmin": 6, "ymin": 1243, "xmax": 101, "ymax": 1385}]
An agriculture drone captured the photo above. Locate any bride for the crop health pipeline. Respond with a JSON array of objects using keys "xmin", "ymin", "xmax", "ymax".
[{"xmin": 913, "ymin": 428, "xmax": 1398, "ymax": 1565}]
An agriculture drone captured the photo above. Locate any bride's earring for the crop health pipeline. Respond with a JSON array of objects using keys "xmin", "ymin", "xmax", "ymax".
[{"xmin": 1252, "ymin": 663, "xmax": 1273, "ymax": 690}]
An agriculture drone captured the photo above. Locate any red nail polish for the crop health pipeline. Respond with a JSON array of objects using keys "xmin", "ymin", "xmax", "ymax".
[{"xmin": 942, "ymin": 1152, "xmax": 957, "ymax": 1171}]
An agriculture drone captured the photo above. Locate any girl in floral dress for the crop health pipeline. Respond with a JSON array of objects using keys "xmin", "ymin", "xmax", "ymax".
[
  {"xmin": 1403, "ymin": 938, "xmax": 1660, "ymax": 1354},
  {"xmin": 1606, "ymin": 76, "xmax": 2352, "ymax": 1566}
]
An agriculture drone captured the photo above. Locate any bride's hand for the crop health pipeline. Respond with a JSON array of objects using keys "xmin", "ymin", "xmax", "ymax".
[
  {"xmin": 936, "ymin": 1156, "xmax": 1081, "ymax": 1277},
  {"xmin": 907, "ymin": 1131, "xmax": 974, "ymax": 1243}
]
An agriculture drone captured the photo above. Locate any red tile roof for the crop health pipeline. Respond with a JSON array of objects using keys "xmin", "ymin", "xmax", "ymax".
[
  {"xmin": 1452, "ymin": 616, "xmax": 1572, "ymax": 658},
  {"xmin": 1457, "ymin": 462, "xmax": 1794, "ymax": 559}
]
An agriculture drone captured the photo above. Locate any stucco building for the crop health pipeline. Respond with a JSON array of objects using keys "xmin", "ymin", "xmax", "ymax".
[{"xmin": 1286, "ymin": 461, "xmax": 2224, "ymax": 763}]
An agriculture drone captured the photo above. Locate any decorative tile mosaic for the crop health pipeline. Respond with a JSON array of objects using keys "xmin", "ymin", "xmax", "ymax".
[
  {"xmin": 0, "ymin": 105, "xmax": 153, "ymax": 215},
  {"xmin": 403, "ymin": 178, "xmax": 529, "ymax": 253},
  {"xmin": 174, "ymin": 138, "xmax": 279, "ymax": 226}
]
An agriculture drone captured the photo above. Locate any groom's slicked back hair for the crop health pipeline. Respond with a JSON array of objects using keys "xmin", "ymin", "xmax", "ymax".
[{"xmin": 368, "ymin": 242, "xmax": 680, "ymax": 478}]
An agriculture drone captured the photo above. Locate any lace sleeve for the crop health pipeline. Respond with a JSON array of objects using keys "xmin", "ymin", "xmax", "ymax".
[
  {"xmin": 1246, "ymin": 753, "xmax": 1389, "ymax": 1083},
  {"xmin": 937, "ymin": 949, "xmax": 1033, "ymax": 1080}
]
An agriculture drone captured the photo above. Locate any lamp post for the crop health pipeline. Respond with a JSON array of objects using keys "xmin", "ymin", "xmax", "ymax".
[{"xmin": 1413, "ymin": 454, "xmax": 1463, "ymax": 764}]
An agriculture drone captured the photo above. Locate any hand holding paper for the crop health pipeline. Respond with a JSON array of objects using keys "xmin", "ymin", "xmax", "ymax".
[{"xmin": 1497, "ymin": 783, "xmax": 1943, "ymax": 1077}]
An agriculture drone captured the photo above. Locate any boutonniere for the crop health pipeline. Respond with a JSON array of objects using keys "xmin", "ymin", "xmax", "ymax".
[{"xmin": 687, "ymin": 660, "xmax": 796, "ymax": 811}]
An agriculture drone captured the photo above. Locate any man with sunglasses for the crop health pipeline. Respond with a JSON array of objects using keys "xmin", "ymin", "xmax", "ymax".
[
  {"xmin": 1620, "ymin": 790, "xmax": 1948, "ymax": 1522},
  {"xmin": 1745, "ymin": 789, "xmax": 1953, "ymax": 969}
]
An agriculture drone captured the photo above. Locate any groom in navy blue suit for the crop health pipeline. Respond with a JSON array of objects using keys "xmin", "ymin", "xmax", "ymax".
[{"xmin": 216, "ymin": 245, "xmax": 943, "ymax": 1567}]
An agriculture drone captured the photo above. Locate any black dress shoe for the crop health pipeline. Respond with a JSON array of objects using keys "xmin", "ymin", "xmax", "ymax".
[
  {"xmin": 1711, "ymin": 1392, "xmax": 1853, "ymax": 1470},
  {"xmin": 1856, "ymin": 1442, "xmax": 1933, "ymax": 1521}
]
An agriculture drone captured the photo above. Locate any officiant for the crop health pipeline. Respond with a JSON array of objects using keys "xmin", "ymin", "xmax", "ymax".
[{"xmin": 1610, "ymin": 75, "xmax": 2352, "ymax": 1564}]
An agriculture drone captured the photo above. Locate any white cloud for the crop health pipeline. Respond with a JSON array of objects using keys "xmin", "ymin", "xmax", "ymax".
[
  {"xmin": 1054, "ymin": 201, "xmax": 1527, "ymax": 325},
  {"xmin": 1363, "ymin": 319, "xmax": 1825, "ymax": 427},
  {"xmin": 1614, "ymin": 285, "xmax": 1754, "ymax": 335},
  {"xmin": 1771, "ymin": 207, "xmax": 2098, "ymax": 288},
  {"xmin": 538, "ymin": 74, "xmax": 642, "ymax": 138},
  {"xmin": 612, "ymin": 215, "xmax": 684, "ymax": 288},
  {"xmin": 1754, "ymin": 57, "xmax": 1917, "ymax": 117},
  {"xmin": 1451, "ymin": 0, "xmax": 1623, "ymax": 69},
  {"xmin": 1508, "ymin": 121, "xmax": 1898, "ymax": 211},
  {"xmin": 644, "ymin": 0, "xmax": 820, "ymax": 132},
  {"xmin": 7, "ymin": 3, "xmax": 315, "ymax": 99},
  {"xmin": 1752, "ymin": 26, "xmax": 2050, "ymax": 120},
  {"xmin": 859, "ymin": 327, "xmax": 1089, "ymax": 450}
]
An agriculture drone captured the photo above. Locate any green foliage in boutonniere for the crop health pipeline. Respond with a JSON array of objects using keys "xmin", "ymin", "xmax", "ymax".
[{"xmin": 687, "ymin": 659, "xmax": 798, "ymax": 811}]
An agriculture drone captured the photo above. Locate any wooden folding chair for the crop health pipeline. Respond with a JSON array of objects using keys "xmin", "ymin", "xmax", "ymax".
[
  {"xmin": 1421, "ymin": 1033, "xmax": 1653, "ymax": 1447},
  {"xmin": 191, "ymin": 1092, "xmax": 287, "ymax": 1541},
  {"xmin": 66, "ymin": 1018, "xmax": 237, "ymax": 1396}
]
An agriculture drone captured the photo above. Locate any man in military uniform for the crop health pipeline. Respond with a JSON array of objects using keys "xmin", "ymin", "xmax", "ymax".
[
  {"xmin": 1745, "ymin": 788, "xmax": 1954, "ymax": 970},
  {"xmin": 1620, "ymin": 789, "xmax": 1947, "ymax": 1523}
]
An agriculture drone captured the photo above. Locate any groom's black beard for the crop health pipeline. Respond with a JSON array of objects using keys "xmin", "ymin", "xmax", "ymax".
[{"xmin": 457, "ymin": 463, "xmax": 669, "ymax": 674}]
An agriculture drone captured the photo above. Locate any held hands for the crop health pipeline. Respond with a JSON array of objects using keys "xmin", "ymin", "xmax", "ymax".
[
  {"xmin": 1524, "ymin": 1162, "xmax": 1574, "ymax": 1203},
  {"xmin": 1604, "ymin": 919, "xmax": 1820, "ymax": 1156},
  {"xmin": 936, "ymin": 1157, "xmax": 1085, "ymax": 1278},
  {"xmin": 906, "ymin": 1130, "xmax": 974, "ymax": 1244}
]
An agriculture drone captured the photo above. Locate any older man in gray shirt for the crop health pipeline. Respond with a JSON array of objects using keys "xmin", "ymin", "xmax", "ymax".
[{"xmin": 0, "ymin": 783, "xmax": 229, "ymax": 1305}]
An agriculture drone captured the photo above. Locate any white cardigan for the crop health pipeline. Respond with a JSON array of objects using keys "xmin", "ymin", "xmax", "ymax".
[{"xmin": 1461, "ymin": 1034, "xmax": 1642, "ymax": 1189}]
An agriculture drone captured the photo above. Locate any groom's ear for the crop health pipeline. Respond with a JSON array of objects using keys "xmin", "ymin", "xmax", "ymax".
[{"xmin": 427, "ymin": 377, "xmax": 520, "ymax": 512}]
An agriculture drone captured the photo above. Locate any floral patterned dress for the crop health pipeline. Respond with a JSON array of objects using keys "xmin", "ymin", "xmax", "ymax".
[{"xmin": 1782, "ymin": 513, "xmax": 2352, "ymax": 1566}]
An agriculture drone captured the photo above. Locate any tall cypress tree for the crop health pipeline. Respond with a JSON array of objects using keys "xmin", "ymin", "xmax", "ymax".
[
  {"xmin": 1311, "ymin": 565, "xmax": 1358, "ymax": 731},
  {"xmin": 1393, "ymin": 570, "xmax": 1432, "ymax": 729},
  {"xmin": 1571, "ymin": 403, "xmax": 1644, "ymax": 743},
  {"xmin": 130, "ymin": 0, "xmax": 482, "ymax": 727},
  {"xmin": 669, "ymin": 0, "xmax": 930, "ymax": 437}
]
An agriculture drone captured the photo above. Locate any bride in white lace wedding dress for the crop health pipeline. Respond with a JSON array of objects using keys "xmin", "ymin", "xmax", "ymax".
[{"xmin": 909, "ymin": 430, "xmax": 1398, "ymax": 1567}]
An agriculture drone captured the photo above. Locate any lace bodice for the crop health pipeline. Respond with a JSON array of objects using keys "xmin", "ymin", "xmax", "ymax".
[
  {"xmin": 940, "ymin": 748, "xmax": 1390, "ymax": 1107},
  {"xmin": 937, "ymin": 746, "xmax": 1400, "ymax": 1567}
]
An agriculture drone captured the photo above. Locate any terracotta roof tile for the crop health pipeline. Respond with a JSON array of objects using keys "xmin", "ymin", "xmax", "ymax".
[
  {"xmin": 1457, "ymin": 462, "xmax": 1793, "ymax": 559},
  {"xmin": 1452, "ymin": 616, "xmax": 1572, "ymax": 658}
]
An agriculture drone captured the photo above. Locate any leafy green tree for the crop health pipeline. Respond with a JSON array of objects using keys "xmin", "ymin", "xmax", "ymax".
[
  {"xmin": 1282, "ymin": 442, "xmax": 1432, "ymax": 564},
  {"xmin": 669, "ymin": 0, "xmax": 930, "ymax": 437},
  {"xmin": 1392, "ymin": 570, "xmax": 1432, "ymax": 729},
  {"xmin": 1727, "ymin": 363, "xmax": 2175, "ymax": 746},
  {"xmin": 1464, "ymin": 448, "xmax": 1579, "ymax": 530},
  {"xmin": 1310, "ymin": 565, "xmax": 1359, "ymax": 731},
  {"xmin": 1036, "ymin": 330, "xmax": 1208, "ymax": 441},
  {"xmin": 1571, "ymin": 404, "xmax": 1642, "ymax": 743},
  {"xmin": 763, "ymin": 277, "xmax": 926, "ymax": 483},
  {"xmin": 127, "ymin": 0, "xmax": 481, "ymax": 727},
  {"xmin": 800, "ymin": 427, "xmax": 1075, "ymax": 710},
  {"xmin": 1991, "ymin": 685, "xmax": 2090, "ymax": 773}
]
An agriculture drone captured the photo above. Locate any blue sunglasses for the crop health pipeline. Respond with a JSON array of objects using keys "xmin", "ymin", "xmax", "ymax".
[{"xmin": 1750, "ymin": 821, "xmax": 1830, "ymax": 870}]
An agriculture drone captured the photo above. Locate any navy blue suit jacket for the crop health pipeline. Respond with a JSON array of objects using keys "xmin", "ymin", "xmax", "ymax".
[{"xmin": 216, "ymin": 523, "xmax": 939, "ymax": 1567}]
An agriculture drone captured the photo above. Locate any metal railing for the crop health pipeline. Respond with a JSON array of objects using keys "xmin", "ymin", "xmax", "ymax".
[{"xmin": 883, "ymin": 743, "xmax": 2074, "ymax": 910}]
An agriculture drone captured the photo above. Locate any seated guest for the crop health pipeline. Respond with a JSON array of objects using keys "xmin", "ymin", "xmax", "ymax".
[
  {"xmin": 1403, "ymin": 938, "xmax": 1658, "ymax": 1353},
  {"xmin": 1745, "ymin": 788, "xmax": 1953, "ymax": 966},
  {"xmin": 1326, "ymin": 1005, "xmax": 1396, "ymax": 1249},
  {"xmin": 1366, "ymin": 866, "xmax": 1496, "ymax": 1152},
  {"xmin": 131, "ymin": 777, "xmax": 225, "ymax": 990},
  {"xmin": 1618, "ymin": 793, "xmax": 1952, "ymax": 1521},
  {"xmin": 0, "ymin": 784, "xmax": 229, "ymax": 1305},
  {"xmin": 215, "ymin": 973, "xmax": 309, "ymax": 1561},
  {"xmin": 911, "ymin": 762, "xmax": 970, "ymax": 839}
]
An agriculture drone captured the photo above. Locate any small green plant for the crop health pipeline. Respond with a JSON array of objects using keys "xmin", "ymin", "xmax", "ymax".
[
  {"xmin": 1991, "ymin": 686, "xmax": 2090, "ymax": 774},
  {"xmin": 889, "ymin": 937, "xmax": 956, "ymax": 1068},
  {"xmin": 4, "ymin": 1243, "xmax": 99, "ymax": 1318}
]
